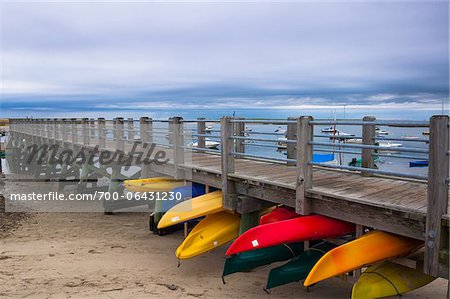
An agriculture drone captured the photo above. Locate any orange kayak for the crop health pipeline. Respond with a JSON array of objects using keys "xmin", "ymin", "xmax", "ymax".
[{"xmin": 304, "ymin": 230, "xmax": 422, "ymax": 286}]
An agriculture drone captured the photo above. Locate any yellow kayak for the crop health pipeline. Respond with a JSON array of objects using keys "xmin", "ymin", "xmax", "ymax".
[
  {"xmin": 157, "ymin": 191, "xmax": 224, "ymax": 229},
  {"xmin": 352, "ymin": 261, "xmax": 436, "ymax": 299},
  {"xmin": 304, "ymin": 230, "xmax": 422, "ymax": 286},
  {"xmin": 176, "ymin": 211, "xmax": 240, "ymax": 259},
  {"xmin": 124, "ymin": 177, "xmax": 185, "ymax": 193}
]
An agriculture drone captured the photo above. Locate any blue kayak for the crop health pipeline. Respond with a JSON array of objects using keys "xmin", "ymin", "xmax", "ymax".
[
  {"xmin": 409, "ymin": 160, "xmax": 428, "ymax": 167},
  {"xmin": 161, "ymin": 183, "xmax": 208, "ymax": 212}
]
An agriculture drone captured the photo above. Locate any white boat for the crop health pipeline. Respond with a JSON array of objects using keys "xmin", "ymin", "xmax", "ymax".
[
  {"xmin": 322, "ymin": 127, "xmax": 337, "ymax": 133},
  {"xmin": 189, "ymin": 138, "xmax": 220, "ymax": 149},
  {"xmin": 345, "ymin": 138, "xmax": 362, "ymax": 144},
  {"xmin": 375, "ymin": 127, "xmax": 389, "ymax": 135},
  {"xmin": 277, "ymin": 137, "xmax": 287, "ymax": 150},
  {"xmin": 204, "ymin": 125, "xmax": 213, "ymax": 133},
  {"xmin": 329, "ymin": 130, "xmax": 355, "ymax": 140},
  {"xmin": 378, "ymin": 142, "xmax": 402, "ymax": 148}
]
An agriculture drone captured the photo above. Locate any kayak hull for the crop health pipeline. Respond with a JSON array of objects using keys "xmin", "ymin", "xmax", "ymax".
[
  {"xmin": 176, "ymin": 211, "xmax": 240, "ymax": 259},
  {"xmin": 161, "ymin": 183, "xmax": 206, "ymax": 212},
  {"xmin": 259, "ymin": 206, "xmax": 299, "ymax": 225},
  {"xmin": 226, "ymin": 215, "xmax": 355, "ymax": 255},
  {"xmin": 223, "ymin": 242, "xmax": 304, "ymax": 278},
  {"xmin": 352, "ymin": 261, "xmax": 436, "ymax": 299},
  {"xmin": 266, "ymin": 241, "xmax": 337, "ymax": 290},
  {"xmin": 124, "ymin": 177, "xmax": 185, "ymax": 193},
  {"xmin": 157, "ymin": 191, "xmax": 224, "ymax": 229},
  {"xmin": 304, "ymin": 231, "xmax": 422, "ymax": 286}
]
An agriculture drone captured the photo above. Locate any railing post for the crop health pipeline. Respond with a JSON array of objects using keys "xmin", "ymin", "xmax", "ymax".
[
  {"xmin": 361, "ymin": 116, "xmax": 376, "ymax": 176},
  {"xmin": 98, "ymin": 118, "xmax": 106, "ymax": 149},
  {"xmin": 221, "ymin": 116, "xmax": 236, "ymax": 210},
  {"xmin": 197, "ymin": 117, "xmax": 206, "ymax": 149},
  {"xmin": 62, "ymin": 119, "xmax": 68, "ymax": 143},
  {"xmin": 424, "ymin": 115, "xmax": 449, "ymax": 276},
  {"xmin": 46, "ymin": 119, "xmax": 51, "ymax": 138},
  {"xmin": 115, "ymin": 117, "xmax": 125, "ymax": 152},
  {"xmin": 82, "ymin": 118, "xmax": 90, "ymax": 145},
  {"xmin": 168, "ymin": 117, "xmax": 174, "ymax": 145},
  {"xmin": 172, "ymin": 116, "xmax": 184, "ymax": 179},
  {"xmin": 53, "ymin": 119, "xmax": 59, "ymax": 140},
  {"xmin": 295, "ymin": 116, "xmax": 313, "ymax": 215},
  {"xmin": 234, "ymin": 117, "xmax": 245, "ymax": 155},
  {"xmin": 127, "ymin": 118, "xmax": 134, "ymax": 141},
  {"xmin": 287, "ymin": 117, "xmax": 296, "ymax": 166},
  {"xmin": 90, "ymin": 118, "xmax": 96, "ymax": 139},
  {"xmin": 71, "ymin": 118, "xmax": 78, "ymax": 144},
  {"xmin": 140, "ymin": 117, "xmax": 152, "ymax": 178}
]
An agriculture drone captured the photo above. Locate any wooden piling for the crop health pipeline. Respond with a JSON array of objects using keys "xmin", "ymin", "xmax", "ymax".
[
  {"xmin": 424, "ymin": 115, "xmax": 449, "ymax": 276},
  {"xmin": 221, "ymin": 116, "xmax": 236, "ymax": 211},
  {"xmin": 361, "ymin": 116, "xmax": 376, "ymax": 176},
  {"xmin": 295, "ymin": 116, "xmax": 313, "ymax": 215}
]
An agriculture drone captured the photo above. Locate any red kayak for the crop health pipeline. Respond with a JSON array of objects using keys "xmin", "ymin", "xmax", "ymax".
[
  {"xmin": 226, "ymin": 215, "xmax": 355, "ymax": 256},
  {"xmin": 260, "ymin": 206, "xmax": 300, "ymax": 225}
]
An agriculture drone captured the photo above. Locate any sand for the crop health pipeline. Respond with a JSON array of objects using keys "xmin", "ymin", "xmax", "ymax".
[
  {"xmin": 0, "ymin": 211, "xmax": 447, "ymax": 299},
  {"xmin": 0, "ymin": 174, "xmax": 448, "ymax": 298}
]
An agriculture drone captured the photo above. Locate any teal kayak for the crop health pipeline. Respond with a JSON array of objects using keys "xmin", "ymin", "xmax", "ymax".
[
  {"xmin": 222, "ymin": 242, "xmax": 304, "ymax": 280},
  {"xmin": 266, "ymin": 241, "xmax": 337, "ymax": 290}
]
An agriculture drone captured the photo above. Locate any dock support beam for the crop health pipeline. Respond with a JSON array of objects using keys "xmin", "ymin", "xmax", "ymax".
[
  {"xmin": 424, "ymin": 115, "xmax": 449, "ymax": 276},
  {"xmin": 221, "ymin": 116, "xmax": 236, "ymax": 211},
  {"xmin": 295, "ymin": 116, "xmax": 313, "ymax": 215}
]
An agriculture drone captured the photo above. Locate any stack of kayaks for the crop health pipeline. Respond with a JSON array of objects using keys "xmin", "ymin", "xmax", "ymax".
[
  {"xmin": 221, "ymin": 206, "xmax": 304, "ymax": 279},
  {"xmin": 352, "ymin": 261, "xmax": 436, "ymax": 299},
  {"xmin": 226, "ymin": 214, "xmax": 355, "ymax": 255},
  {"xmin": 265, "ymin": 241, "xmax": 337, "ymax": 291},
  {"xmin": 126, "ymin": 180, "xmax": 432, "ymax": 297},
  {"xmin": 304, "ymin": 230, "xmax": 423, "ymax": 286},
  {"xmin": 153, "ymin": 183, "xmax": 207, "ymax": 235},
  {"xmin": 158, "ymin": 190, "xmax": 242, "ymax": 259},
  {"xmin": 123, "ymin": 177, "xmax": 188, "ymax": 235},
  {"xmin": 223, "ymin": 213, "xmax": 355, "ymax": 282}
]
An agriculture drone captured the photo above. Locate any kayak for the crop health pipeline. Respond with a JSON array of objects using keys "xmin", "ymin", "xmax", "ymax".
[
  {"xmin": 226, "ymin": 215, "xmax": 355, "ymax": 256},
  {"xmin": 409, "ymin": 160, "xmax": 429, "ymax": 168},
  {"xmin": 266, "ymin": 241, "xmax": 337, "ymax": 290},
  {"xmin": 150, "ymin": 183, "xmax": 207, "ymax": 234},
  {"xmin": 124, "ymin": 177, "xmax": 185, "ymax": 193},
  {"xmin": 259, "ymin": 206, "xmax": 299, "ymax": 225},
  {"xmin": 352, "ymin": 261, "xmax": 436, "ymax": 299},
  {"xmin": 161, "ymin": 183, "xmax": 207, "ymax": 212},
  {"xmin": 222, "ymin": 242, "xmax": 304, "ymax": 279},
  {"xmin": 176, "ymin": 211, "xmax": 240, "ymax": 259},
  {"xmin": 304, "ymin": 231, "xmax": 423, "ymax": 286},
  {"xmin": 157, "ymin": 191, "xmax": 224, "ymax": 229}
]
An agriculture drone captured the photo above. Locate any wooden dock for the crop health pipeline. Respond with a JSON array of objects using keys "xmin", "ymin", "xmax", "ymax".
[{"xmin": 4, "ymin": 115, "xmax": 449, "ymax": 279}]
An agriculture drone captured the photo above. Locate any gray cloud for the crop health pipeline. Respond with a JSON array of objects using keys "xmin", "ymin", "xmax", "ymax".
[{"xmin": 1, "ymin": 1, "xmax": 448, "ymax": 111}]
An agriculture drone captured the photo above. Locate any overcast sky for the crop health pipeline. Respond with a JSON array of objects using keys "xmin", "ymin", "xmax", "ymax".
[{"xmin": 1, "ymin": 1, "xmax": 449, "ymax": 115}]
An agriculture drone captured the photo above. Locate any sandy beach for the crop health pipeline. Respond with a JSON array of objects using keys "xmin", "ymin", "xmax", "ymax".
[{"xmin": 0, "ymin": 208, "xmax": 447, "ymax": 298}]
